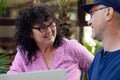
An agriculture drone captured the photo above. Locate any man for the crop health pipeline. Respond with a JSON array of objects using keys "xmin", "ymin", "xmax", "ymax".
[{"xmin": 81, "ymin": 0, "xmax": 120, "ymax": 80}]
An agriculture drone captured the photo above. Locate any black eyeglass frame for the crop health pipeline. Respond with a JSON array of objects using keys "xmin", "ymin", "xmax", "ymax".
[
  {"xmin": 32, "ymin": 22, "xmax": 56, "ymax": 33},
  {"xmin": 89, "ymin": 6, "xmax": 108, "ymax": 18}
]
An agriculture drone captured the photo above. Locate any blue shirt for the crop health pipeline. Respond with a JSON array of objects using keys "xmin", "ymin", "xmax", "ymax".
[{"xmin": 88, "ymin": 47, "xmax": 120, "ymax": 80}]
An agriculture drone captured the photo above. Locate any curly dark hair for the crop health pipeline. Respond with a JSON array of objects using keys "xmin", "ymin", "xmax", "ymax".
[{"xmin": 15, "ymin": 4, "xmax": 63, "ymax": 65}]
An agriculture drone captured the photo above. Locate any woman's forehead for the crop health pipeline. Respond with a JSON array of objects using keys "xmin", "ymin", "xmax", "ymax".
[{"xmin": 33, "ymin": 20, "xmax": 53, "ymax": 27}]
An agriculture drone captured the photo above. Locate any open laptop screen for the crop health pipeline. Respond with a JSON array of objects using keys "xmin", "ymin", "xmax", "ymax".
[{"xmin": 0, "ymin": 69, "xmax": 66, "ymax": 80}]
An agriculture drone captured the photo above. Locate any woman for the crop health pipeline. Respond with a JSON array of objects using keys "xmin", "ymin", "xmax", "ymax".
[{"xmin": 7, "ymin": 4, "xmax": 94, "ymax": 80}]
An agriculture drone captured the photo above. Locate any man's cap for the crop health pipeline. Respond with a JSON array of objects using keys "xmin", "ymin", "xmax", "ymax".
[{"xmin": 81, "ymin": 0, "xmax": 120, "ymax": 13}]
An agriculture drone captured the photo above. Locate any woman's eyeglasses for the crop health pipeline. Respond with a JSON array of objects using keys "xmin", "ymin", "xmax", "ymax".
[{"xmin": 32, "ymin": 22, "xmax": 56, "ymax": 33}]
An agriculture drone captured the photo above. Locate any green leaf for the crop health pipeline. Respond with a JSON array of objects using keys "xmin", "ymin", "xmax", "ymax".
[
  {"xmin": 82, "ymin": 40, "xmax": 92, "ymax": 53},
  {"xmin": 2, "ymin": 0, "xmax": 7, "ymax": 14},
  {"xmin": 0, "ymin": 66, "xmax": 9, "ymax": 73},
  {"xmin": 0, "ymin": 0, "xmax": 7, "ymax": 15},
  {"xmin": 0, "ymin": 53, "xmax": 10, "ymax": 73},
  {"xmin": 0, "ymin": 0, "xmax": 3, "ymax": 14}
]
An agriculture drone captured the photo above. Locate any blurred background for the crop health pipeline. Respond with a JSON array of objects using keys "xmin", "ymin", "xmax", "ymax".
[{"xmin": 0, "ymin": 0, "xmax": 102, "ymax": 79}]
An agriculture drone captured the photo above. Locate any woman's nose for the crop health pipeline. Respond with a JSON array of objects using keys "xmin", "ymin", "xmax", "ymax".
[{"xmin": 45, "ymin": 27, "xmax": 52, "ymax": 33}]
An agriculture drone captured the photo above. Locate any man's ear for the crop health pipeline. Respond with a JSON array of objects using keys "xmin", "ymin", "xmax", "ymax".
[{"xmin": 105, "ymin": 7, "xmax": 114, "ymax": 21}]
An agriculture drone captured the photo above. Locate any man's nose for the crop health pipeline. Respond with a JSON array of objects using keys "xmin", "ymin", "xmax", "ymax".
[{"xmin": 87, "ymin": 19, "xmax": 92, "ymax": 26}]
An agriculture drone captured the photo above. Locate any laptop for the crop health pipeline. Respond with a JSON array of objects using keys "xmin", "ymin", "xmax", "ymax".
[{"xmin": 0, "ymin": 69, "xmax": 66, "ymax": 80}]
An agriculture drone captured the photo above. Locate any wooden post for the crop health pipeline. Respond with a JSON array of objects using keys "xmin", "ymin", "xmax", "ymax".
[{"xmin": 77, "ymin": 0, "xmax": 87, "ymax": 43}]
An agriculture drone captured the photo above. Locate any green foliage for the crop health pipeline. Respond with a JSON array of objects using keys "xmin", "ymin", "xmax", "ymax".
[
  {"xmin": 58, "ymin": 0, "xmax": 70, "ymax": 8},
  {"xmin": 93, "ymin": 41, "xmax": 102, "ymax": 55},
  {"xmin": 0, "ymin": 0, "xmax": 7, "ymax": 15},
  {"xmin": 82, "ymin": 39, "xmax": 102, "ymax": 55},
  {"xmin": 82, "ymin": 39, "xmax": 102, "ymax": 80},
  {"xmin": 0, "ymin": 48, "xmax": 10, "ymax": 73},
  {"xmin": 89, "ymin": 0, "xmax": 94, "ymax": 3},
  {"xmin": 82, "ymin": 40, "xmax": 92, "ymax": 52}
]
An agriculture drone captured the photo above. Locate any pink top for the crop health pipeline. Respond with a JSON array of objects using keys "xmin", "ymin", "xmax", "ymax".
[{"xmin": 7, "ymin": 38, "xmax": 94, "ymax": 80}]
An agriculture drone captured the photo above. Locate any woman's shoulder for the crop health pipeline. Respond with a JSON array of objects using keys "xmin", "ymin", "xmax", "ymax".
[
  {"xmin": 62, "ymin": 38, "xmax": 81, "ymax": 46},
  {"xmin": 62, "ymin": 38, "xmax": 78, "ymax": 43},
  {"xmin": 16, "ymin": 46, "xmax": 29, "ymax": 60},
  {"xmin": 61, "ymin": 38, "xmax": 84, "ymax": 51}
]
